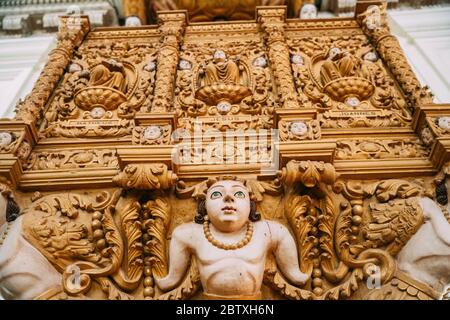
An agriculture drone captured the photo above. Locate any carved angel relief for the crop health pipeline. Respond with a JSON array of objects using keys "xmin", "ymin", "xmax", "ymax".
[{"xmin": 4, "ymin": 160, "xmax": 447, "ymax": 300}]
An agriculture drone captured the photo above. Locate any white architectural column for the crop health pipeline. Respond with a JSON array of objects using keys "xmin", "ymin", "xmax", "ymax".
[
  {"xmin": 388, "ymin": 6, "xmax": 450, "ymax": 103},
  {"xmin": 0, "ymin": 35, "xmax": 56, "ymax": 119}
]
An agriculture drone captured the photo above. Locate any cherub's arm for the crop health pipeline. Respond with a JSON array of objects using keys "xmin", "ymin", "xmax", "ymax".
[
  {"xmin": 154, "ymin": 224, "xmax": 192, "ymax": 292},
  {"xmin": 420, "ymin": 197, "xmax": 450, "ymax": 245},
  {"xmin": 268, "ymin": 221, "xmax": 310, "ymax": 286}
]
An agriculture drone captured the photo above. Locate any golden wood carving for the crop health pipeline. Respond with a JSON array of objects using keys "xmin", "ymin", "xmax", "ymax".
[
  {"xmin": 1, "ymin": 2, "xmax": 449, "ymax": 301},
  {"xmin": 113, "ymin": 164, "xmax": 178, "ymax": 190},
  {"xmin": 356, "ymin": 2, "xmax": 433, "ymax": 107},
  {"xmin": 15, "ymin": 16, "xmax": 90, "ymax": 125},
  {"xmin": 151, "ymin": 12, "xmax": 186, "ymax": 113},
  {"xmin": 258, "ymin": 7, "xmax": 302, "ymax": 109}
]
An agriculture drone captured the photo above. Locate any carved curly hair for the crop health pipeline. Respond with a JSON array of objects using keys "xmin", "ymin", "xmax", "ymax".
[{"xmin": 6, "ymin": 198, "xmax": 20, "ymax": 222}]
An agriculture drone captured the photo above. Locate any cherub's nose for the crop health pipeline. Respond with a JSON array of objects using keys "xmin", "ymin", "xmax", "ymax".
[{"xmin": 223, "ymin": 194, "xmax": 234, "ymax": 202}]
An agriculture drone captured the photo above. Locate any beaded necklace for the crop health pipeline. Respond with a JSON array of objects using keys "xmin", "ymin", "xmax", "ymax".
[{"xmin": 203, "ymin": 218, "xmax": 253, "ymax": 250}]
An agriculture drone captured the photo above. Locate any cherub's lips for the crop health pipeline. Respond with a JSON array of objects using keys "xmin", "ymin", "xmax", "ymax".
[{"xmin": 221, "ymin": 206, "xmax": 236, "ymax": 213}]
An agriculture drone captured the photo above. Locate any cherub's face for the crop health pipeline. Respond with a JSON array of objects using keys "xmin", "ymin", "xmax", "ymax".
[
  {"xmin": 144, "ymin": 125, "xmax": 162, "ymax": 140},
  {"xmin": 205, "ymin": 180, "xmax": 251, "ymax": 232},
  {"xmin": 291, "ymin": 54, "xmax": 304, "ymax": 65},
  {"xmin": 329, "ymin": 47, "xmax": 341, "ymax": 59},
  {"xmin": 421, "ymin": 127, "xmax": 433, "ymax": 145},
  {"xmin": 178, "ymin": 59, "xmax": 191, "ymax": 70},
  {"xmin": 300, "ymin": 4, "xmax": 317, "ymax": 19},
  {"xmin": 214, "ymin": 50, "xmax": 226, "ymax": 61},
  {"xmin": 0, "ymin": 132, "xmax": 12, "ymax": 147},
  {"xmin": 364, "ymin": 52, "xmax": 378, "ymax": 62},
  {"xmin": 438, "ymin": 117, "xmax": 450, "ymax": 130},
  {"xmin": 290, "ymin": 121, "xmax": 308, "ymax": 136},
  {"xmin": 125, "ymin": 16, "xmax": 141, "ymax": 27}
]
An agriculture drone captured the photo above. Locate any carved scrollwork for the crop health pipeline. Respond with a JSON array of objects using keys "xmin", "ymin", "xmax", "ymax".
[
  {"xmin": 334, "ymin": 178, "xmax": 424, "ymax": 255},
  {"xmin": 265, "ymin": 161, "xmax": 397, "ymax": 300},
  {"xmin": 278, "ymin": 160, "xmax": 338, "ymax": 188},
  {"xmin": 335, "ymin": 139, "xmax": 430, "ymax": 160},
  {"xmin": 113, "ymin": 164, "xmax": 178, "ymax": 190},
  {"xmin": 22, "ymin": 190, "xmax": 128, "ymax": 297},
  {"xmin": 26, "ymin": 149, "xmax": 119, "ymax": 171},
  {"xmin": 142, "ymin": 196, "xmax": 201, "ymax": 300}
]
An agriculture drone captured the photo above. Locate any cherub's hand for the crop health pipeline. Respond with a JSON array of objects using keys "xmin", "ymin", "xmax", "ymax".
[{"xmin": 292, "ymin": 271, "xmax": 310, "ymax": 287}]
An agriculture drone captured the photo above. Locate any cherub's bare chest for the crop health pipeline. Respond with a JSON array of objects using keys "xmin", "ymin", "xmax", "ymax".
[{"xmin": 194, "ymin": 228, "xmax": 270, "ymax": 266}]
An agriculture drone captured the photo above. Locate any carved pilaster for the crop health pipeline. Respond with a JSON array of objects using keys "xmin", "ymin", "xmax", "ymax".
[
  {"xmin": 15, "ymin": 16, "xmax": 90, "ymax": 125},
  {"xmin": 151, "ymin": 11, "xmax": 187, "ymax": 113},
  {"xmin": 356, "ymin": 1, "xmax": 433, "ymax": 108},
  {"xmin": 257, "ymin": 7, "xmax": 300, "ymax": 109}
]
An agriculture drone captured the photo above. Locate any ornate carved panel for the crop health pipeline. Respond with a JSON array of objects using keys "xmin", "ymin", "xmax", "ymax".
[{"xmin": 0, "ymin": 3, "xmax": 449, "ymax": 301}]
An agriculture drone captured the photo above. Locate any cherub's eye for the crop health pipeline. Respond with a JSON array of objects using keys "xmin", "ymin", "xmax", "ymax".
[
  {"xmin": 234, "ymin": 191, "xmax": 245, "ymax": 198},
  {"xmin": 210, "ymin": 191, "xmax": 222, "ymax": 199}
]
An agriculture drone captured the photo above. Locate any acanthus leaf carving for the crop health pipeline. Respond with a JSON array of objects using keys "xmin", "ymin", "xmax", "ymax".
[{"xmin": 113, "ymin": 164, "xmax": 178, "ymax": 190}]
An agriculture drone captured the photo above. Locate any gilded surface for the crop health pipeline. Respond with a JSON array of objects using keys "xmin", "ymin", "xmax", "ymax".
[{"xmin": 0, "ymin": 1, "xmax": 449, "ymax": 300}]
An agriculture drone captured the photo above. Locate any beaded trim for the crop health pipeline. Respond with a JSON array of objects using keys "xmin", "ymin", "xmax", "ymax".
[
  {"xmin": 0, "ymin": 222, "xmax": 12, "ymax": 247},
  {"xmin": 203, "ymin": 219, "xmax": 253, "ymax": 250}
]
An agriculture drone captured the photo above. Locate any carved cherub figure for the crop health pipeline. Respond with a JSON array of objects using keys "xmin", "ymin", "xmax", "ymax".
[
  {"xmin": 0, "ymin": 184, "xmax": 62, "ymax": 300},
  {"xmin": 155, "ymin": 178, "xmax": 310, "ymax": 299}
]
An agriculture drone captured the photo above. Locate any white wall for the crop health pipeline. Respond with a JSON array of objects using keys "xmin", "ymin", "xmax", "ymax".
[
  {"xmin": 388, "ymin": 5, "xmax": 450, "ymax": 103},
  {"xmin": 0, "ymin": 35, "xmax": 56, "ymax": 119}
]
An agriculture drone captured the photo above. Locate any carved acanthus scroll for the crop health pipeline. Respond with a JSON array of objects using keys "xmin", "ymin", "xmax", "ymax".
[
  {"xmin": 113, "ymin": 164, "xmax": 178, "ymax": 190},
  {"xmin": 265, "ymin": 161, "xmax": 397, "ymax": 300}
]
